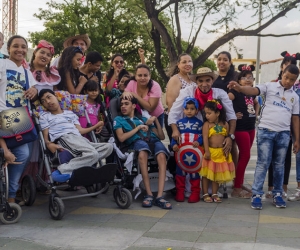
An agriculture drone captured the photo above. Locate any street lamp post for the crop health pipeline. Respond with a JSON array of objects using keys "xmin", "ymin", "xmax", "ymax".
[{"xmin": 255, "ymin": 0, "xmax": 263, "ymax": 85}]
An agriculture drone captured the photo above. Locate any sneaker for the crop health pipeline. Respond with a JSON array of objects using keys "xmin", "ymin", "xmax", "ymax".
[
  {"xmin": 251, "ymin": 195, "xmax": 262, "ymax": 210},
  {"xmin": 282, "ymin": 191, "xmax": 287, "ymax": 199},
  {"xmin": 273, "ymin": 193, "xmax": 286, "ymax": 208},
  {"xmin": 288, "ymin": 189, "xmax": 300, "ymax": 201}
]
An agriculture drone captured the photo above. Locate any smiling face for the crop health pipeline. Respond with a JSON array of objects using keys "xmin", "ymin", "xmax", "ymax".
[
  {"xmin": 112, "ymin": 56, "xmax": 124, "ymax": 71},
  {"xmin": 72, "ymin": 53, "xmax": 83, "ymax": 69},
  {"xmin": 177, "ymin": 55, "xmax": 193, "ymax": 74},
  {"xmin": 8, "ymin": 38, "xmax": 28, "ymax": 66},
  {"xmin": 88, "ymin": 61, "xmax": 102, "ymax": 73},
  {"xmin": 196, "ymin": 75, "xmax": 213, "ymax": 93},
  {"xmin": 33, "ymin": 48, "xmax": 52, "ymax": 68},
  {"xmin": 217, "ymin": 53, "xmax": 231, "ymax": 73},
  {"xmin": 135, "ymin": 67, "xmax": 151, "ymax": 87},
  {"xmin": 118, "ymin": 76, "xmax": 130, "ymax": 91}
]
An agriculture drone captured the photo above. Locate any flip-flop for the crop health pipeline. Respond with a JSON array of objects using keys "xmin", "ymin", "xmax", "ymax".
[
  {"xmin": 154, "ymin": 196, "xmax": 172, "ymax": 209},
  {"xmin": 142, "ymin": 195, "xmax": 154, "ymax": 207}
]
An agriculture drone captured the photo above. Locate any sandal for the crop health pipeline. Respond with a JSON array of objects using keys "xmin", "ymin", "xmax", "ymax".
[
  {"xmin": 231, "ymin": 189, "xmax": 252, "ymax": 199},
  {"xmin": 212, "ymin": 194, "xmax": 222, "ymax": 203},
  {"xmin": 142, "ymin": 195, "xmax": 154, "ymax": 207},
  {"xmin": 154, "ymin": 196, "xmax": 172, "ymax": 210},
  {"xmin": 203, "ymin": 193, "xmax": 213, "ymax": 203}
]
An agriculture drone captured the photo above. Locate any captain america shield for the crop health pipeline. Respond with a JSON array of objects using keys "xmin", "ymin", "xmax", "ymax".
[{"xmin": 175, "ymin": 143, "xmax": 204, "ymax": 173}]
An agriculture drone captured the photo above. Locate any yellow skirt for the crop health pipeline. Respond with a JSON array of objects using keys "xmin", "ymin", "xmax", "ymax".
[{"xmin": 199, "ymin": 147, "xmax": 235, "ymax": 183}]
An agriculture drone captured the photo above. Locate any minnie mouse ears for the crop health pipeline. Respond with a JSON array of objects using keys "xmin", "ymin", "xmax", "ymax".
[
  {"xmin": 281, "ymin": 51, "xmax": 300, "ymax": 60},
  {"xmin": 238, "ymin": 64, "xmax": 255, "ymax": 72}
]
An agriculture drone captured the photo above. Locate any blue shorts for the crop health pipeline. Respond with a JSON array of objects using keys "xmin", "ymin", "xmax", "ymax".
[{"xmin": 132, "ymin": 138, "xmax": 169, "ymax": 159}]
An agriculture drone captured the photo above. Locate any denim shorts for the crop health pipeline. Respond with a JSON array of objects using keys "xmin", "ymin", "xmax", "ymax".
[{"xmin": 132, "ymin": 138, "xmax": 169, "ymax": 158}]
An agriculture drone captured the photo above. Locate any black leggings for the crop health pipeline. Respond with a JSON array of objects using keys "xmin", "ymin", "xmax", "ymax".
[{"xmin": 268, "ymin": 138, "xmax": 292, "ymax": 187}]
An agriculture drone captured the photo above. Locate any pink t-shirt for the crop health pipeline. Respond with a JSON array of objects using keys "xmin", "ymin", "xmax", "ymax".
[{"xmin": 125, "ymin": 80, "xmax": 164, "ymax": 118}]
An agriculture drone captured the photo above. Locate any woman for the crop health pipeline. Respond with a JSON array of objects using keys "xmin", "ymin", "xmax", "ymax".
[
  {"xmin": 56, "ymin": 46, "xmax": 86, "ymax": 94},
  {"xmin": 165, "ymin": 53, "xmax": 195, "ymax": 140},
  {"xmin": 29, "ymin": 40, "xmax": 60, "ymax": 92},
  {"xmin": 0, "ymin": 35, "xmax": 38, "ymax": 203},
  {"xmin": 123, "ymin": 64, "xmax": 165, "ymax": 127},
  {"xmin": 213, "ymin": 51, "xmax": 238, "ymax": 93}
]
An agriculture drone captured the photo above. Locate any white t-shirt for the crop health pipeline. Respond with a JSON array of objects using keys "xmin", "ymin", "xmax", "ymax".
[
  {"xmin": 257, "ymin": 81, "xmax": 299, "ymax": 132},
  {"xmin": 0, "ymin": 59, "xmax": 37, "ymax": 111},
  {"xmin": 39, "ymin": 110, "xmax": 81, "ymax": 141}
]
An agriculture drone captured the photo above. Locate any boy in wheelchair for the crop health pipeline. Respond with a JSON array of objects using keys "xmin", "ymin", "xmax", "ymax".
[
  {"xmin": 38, "ymin": 89, "xmax": 113, "ymax": 180},
  {"xmin": 113, "ymin": 96, "xmax": 172, "ymax": 209}
]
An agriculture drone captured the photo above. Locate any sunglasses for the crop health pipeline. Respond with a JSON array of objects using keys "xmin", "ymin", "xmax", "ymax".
[
  {"xmin": 36, "ymin": 70, "xmax": 42, "ymax": 82},
  {"xmin": 114, "ymin": 60, "xmax": 124, "ymax": 65}
]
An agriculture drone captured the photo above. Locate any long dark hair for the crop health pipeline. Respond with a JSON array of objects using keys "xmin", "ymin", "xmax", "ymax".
[
  {"xmin": 217, "ymin": 51, "xmax": 235, "ymax": 82},
  {"xmin": 132, "ymin": 64, "xmax": 153, "ymax": 93},
  {"xmin": 57, "ymin": 46, "xmax": 83, "ymax": 90},
  {"xmin": 169, "ymin": 53, "xmax": 192, "ymax": 77},
  {"xmin": 84, "ymin": 80, "xmax": 102, "ymax": 106},
  {"xmin": 278, "ymin": 51, "xmax": 299, "ymax": 80},
  {"xmin": 204, "ymin": 99, "xmax": 226, "ymax": 124},
  {"xmin": 106, "ymin": 53, "xmax": 128, "ymax": 81},
  {"xmin": 30, "ymin": 47, "xmax": 52, "ymax": 77}
]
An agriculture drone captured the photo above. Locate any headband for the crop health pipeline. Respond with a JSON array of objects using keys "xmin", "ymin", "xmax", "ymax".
[
  {"xmin": 242, "ymin": 65, "xmax": 252, "ymax": 71},
  {"xmin": 207, "ymin": 98, "xmax": 223, "ymax": 110},
  {"xmin": 37, "ymin": 40, "xmax": 55, "ymax": 55},
  {"xmin": 183, "ymin": 97, "xmax": 199, "ymax": 109},
  {"xmin": 285, "ymin": 52, "xmax": 296, "ymax": 58}
]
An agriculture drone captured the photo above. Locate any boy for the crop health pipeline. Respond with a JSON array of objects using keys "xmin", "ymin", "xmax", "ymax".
[
  {"xmin": 171, "ymin": 97, "xmax": 203, "ymax": 203},
  {"xmin": 228, "ymin": 64, "xmax": 300, "ymax": 210},
  {"xmin": 113, "ymin": 97, "xmax": 171, "ymax": 209},
  {"xmin": 38, "ymin": 89, "xmax": 113, "ymax": 179}
]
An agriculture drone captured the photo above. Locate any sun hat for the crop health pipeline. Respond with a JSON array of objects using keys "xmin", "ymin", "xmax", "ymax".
[
  {"xmin": 63, "ymin": 34, "xmax": 91, "ymax": 49},
  {"xmin": 190, "ymin": 67, "xmax": 217, "ymax": 82}
]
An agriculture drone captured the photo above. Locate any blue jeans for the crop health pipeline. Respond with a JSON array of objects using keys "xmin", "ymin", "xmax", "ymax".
[
  {"xmin": 132, "ymin": 138, "xmax": 169, "ymax": 159},
  {"xmin": 252, "ymin": 128, "xmax": 290, "ymax": 196},
  {"xmin": 8, "ymin": 142, "xmax": 33, "ymax": 198}
]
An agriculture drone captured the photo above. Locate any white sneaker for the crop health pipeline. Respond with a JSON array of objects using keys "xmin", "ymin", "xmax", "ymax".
[
  {"xmin": 217, "ymin": 191, "xmax": 223, "ymax": 198},
  {"xmin": 288, "ymin": 189, "xmax": 300, "ymax": 201},
  {"xmin": 282, "ymin": 191, "xmax": 287, "ymax": 199}
]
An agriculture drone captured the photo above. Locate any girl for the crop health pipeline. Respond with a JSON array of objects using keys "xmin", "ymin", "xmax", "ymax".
[
  {"xmin": 106, "ymin": 74, "xmax": 131, "ymax": 100},
  {"xmin": 228, "ymin": 65, "xmax": 259, "ymax": 198},
  {"xmin": 56, "ymin": 46, "xmax": 87, "ymax": 94},
  {"xmin": 79, "ymin": 80, "xmax": 102, "ymax": 129},
  {"xmin": 200, "ymin": 99, "xmax": 235, "ymax": 203},
  {"xmin": 29, "ymin": 40, "xmax": 61, "ymax": 92}
]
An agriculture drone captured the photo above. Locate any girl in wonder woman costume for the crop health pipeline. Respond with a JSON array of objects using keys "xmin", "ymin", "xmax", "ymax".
[{"xmin": 200, "ymin": 99, "xmax": 235, "ymax": 203}]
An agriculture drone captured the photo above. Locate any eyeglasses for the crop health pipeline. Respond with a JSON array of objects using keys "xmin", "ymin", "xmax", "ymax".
[
  {"xmin": 241, "ymin": 77, "xmax": 254, "ymax": 81},
  {"xmin": 35, "ymin": 70, "xmax": 42, "ymax": 82},
  {"xmin": 114, "ymin": 60, "xmax": 124, "ymax": 65}
]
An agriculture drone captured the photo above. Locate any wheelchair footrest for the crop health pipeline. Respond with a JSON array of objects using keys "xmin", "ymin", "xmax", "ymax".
[{"xmin": 68, "ymin": 163, "xmax": 118, "ymax": 187}]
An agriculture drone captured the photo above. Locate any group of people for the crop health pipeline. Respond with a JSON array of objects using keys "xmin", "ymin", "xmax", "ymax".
[{"xmin": 1, "ymin": 30, "xmax": 300, "ymax": 211}]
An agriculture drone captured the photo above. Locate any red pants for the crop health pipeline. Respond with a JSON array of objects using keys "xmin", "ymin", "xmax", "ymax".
[{"xmin": 234, "ymin": 129, "xmax": 255, "ymax": 188}]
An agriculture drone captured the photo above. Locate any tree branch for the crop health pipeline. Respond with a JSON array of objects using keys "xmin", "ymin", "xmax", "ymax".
[
  {"xmin": 158, "ymin": 0, "xmax": 181, "ymax": 13},
  {"xmin": 174, "ymin": 1, "xmax": 182, "ymax": 54},
  {"xmin": 257, "ymin": 32, "xmax": 300, "ymax": 37}
]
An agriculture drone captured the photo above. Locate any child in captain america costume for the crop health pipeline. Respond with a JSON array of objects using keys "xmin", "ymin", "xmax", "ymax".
[{"xmin": 171, "ymin": 97, "xmax": 203, "ymax": 203}]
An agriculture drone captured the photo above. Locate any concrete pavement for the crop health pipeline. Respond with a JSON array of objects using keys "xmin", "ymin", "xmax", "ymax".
[{"xmin": 1, "ymin": 140, "xmax": 300, "ymax": 250}]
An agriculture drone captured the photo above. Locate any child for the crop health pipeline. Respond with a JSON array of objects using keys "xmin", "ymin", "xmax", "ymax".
[
  {"xmin": 79, "ymin": 80, "xmax": 102, "ymax": 128},
  {"xmin": 0, "ymin": 32, "xmax": 8, "ymax": 59},
  {"xmin": 38, "ymin": 89, "xmax": 113, "ymax": 179},
  {"xmin": 113, "ymin": 96, "xmax": 171, "ymax": 209},
  {"xmin": 106, "ymin": 74, "xmax": 130, "ymax": 100},
  {"xmin": 228, "ymin": 65, "xmax": 259, "ymax": 199},
  {"xmin": 228, "ymin": 64, "xmax": 300, "ymax": 210},
  {"xmin": 56, "ymin": 46, "xmax": 87, "ymax": 94},
  {"xmin": 200, "ymin": 99, "xmax": 235, "ymax": 203},
  {"xmin": 171, "ymin": 97, "xmax": 203, "ymax": 203}
]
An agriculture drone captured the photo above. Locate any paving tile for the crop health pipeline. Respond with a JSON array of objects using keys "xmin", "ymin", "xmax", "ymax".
[
  {"xmin": 143, "ymin": 231, "xmax": 201, "ymax": 242},
  {"xmin": 259, "ymin": 214, "xmax": 300, "ymax": 224},
  {"xmin": 148, "ymin": 221, "xmax": 204, "ymax": 232},
  {"xmin": 257, "ymin": 226, "xmax": 300, "ymax": 238},
  {"xmin": 0, "ymin": 238, "xmax": 60, "ymax": 250},
  {"xmin": 133, "ymin": 237, "xmax": 194, "ymax": 248},
  {"xmin": 256, "ymin": 237, "xmax": 300, "ymax": 249},
  {"xmin": 197, "ymin": 231, "xmax": 255, "ymax": 243},
  {"xmin": 203, "ymin": 226, "xmax": 257, "ymax": 238},
  {"xmin": 101, "ymin": 221, "xmax": 155, "ymax": 231}
]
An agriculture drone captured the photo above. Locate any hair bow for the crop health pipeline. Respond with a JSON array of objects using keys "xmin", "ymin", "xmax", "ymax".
[
  {"xmin": 37, "ymin": 40, "xmax": 55, "ymax": 55},
  {"xmin": 242, "ymin": 65, "xmax": 251, "ymax": 71},
  {"xmin": 285, "ymin": 52, "xmax": 296, "ymax": 58},
  {"xmin": 183, "ymin": 97, "xmax": 199, "ymax": 109},
  {"xmin": 207, "ymin": 99, "xmax": 223, "ymax": 110}
]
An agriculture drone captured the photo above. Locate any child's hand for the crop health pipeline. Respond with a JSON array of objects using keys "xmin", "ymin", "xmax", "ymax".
[
  {"xmin": 192, "ymin": 141, "xmax": 199, "ymax": 148},
  {"xmin": 114, "ymin": 69, "xmax": 120, "ymax": 77},
  {"xmin": 204, "ymin": 152, "xmax": 211, "ymax": 160},
  {"xmin": 227, "ymin": 81, "xmax": 241, "ymax": 92},
  {"xmin": 95, "ymin": 121, "xmax": 104, "ymax": 134},
  {"xmin": 47, "ymin": 143, "xmax": 64, "ymax": 154},
  {"xmin": 146, "ymin": 116, "xmax": 156, "ymax": 125},
  {"xmin": 138, "ymin": 125, "xmax": 148, "ymax": 132},
  {"xmin": 3, "ymin": 149, "xmax": 22, "ymax": 165},
  {"xmin": 173, "ymin": 144, "xmax": 179, "ymax": 152},
  {"xmin": 236, "ymin": 112, "xmax": 243, "ymax": 119},
  {"xmin": 138, "ymin": 48, "xmax": 145, "ymax": 56}
]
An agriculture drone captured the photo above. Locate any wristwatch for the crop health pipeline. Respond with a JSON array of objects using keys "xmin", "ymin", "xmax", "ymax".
[{"xmin": 228, "ymin": 134, "xmax": 235, "ymax": 140}]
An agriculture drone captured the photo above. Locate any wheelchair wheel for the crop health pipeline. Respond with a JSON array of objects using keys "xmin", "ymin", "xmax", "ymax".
[
  {"xmin": 114, "ymin": 188, "xmax": 132, "ymax": 209},
  {"xmin": 21, "ymin": 175, "xmax": 36, "ymax": 206},
  {"xmin": 49, "ymin": 197, "xmax": 65, "ymax": 220},
  {"xmin": 0, "ymin": 203, "xmax": 22, "ymax": 224}
]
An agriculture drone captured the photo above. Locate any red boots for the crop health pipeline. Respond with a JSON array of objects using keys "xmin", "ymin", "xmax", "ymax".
[
  {"xmin": 175, "ymin": 175, "xmax": 185, "ymax": 202},
  {"xmin": 188, "ymin": 178, "xmax": 201, "ymax": 203},
  {"xmin": 175, "ymin": 175, "xmax": 201, "ymax": 203}
]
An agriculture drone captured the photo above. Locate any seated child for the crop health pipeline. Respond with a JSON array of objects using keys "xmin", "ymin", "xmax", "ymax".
[
  {"xmin": 38, "ymin": 89, "xmax": 113, "ymax": 179},
  {"xmin": 106, "ymin": 74, "xmax": 130, "ymax": 100},
  {"xmin": 171, "ymin": 97, "xmax": 203, "ymax": 203},
  {"xmin": 113, "ymin": 96, "xmax": 171, "ymax": 209}
]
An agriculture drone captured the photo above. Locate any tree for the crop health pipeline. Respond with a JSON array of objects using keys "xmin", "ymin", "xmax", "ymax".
[{"xmin": 143, "ymin": 0, "xmax": 300, "ymax": 80}]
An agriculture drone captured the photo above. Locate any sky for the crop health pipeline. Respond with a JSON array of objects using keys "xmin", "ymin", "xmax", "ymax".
[{"xmin": 1, "ymin": 1, "xmax": 300, "ymax": 62}]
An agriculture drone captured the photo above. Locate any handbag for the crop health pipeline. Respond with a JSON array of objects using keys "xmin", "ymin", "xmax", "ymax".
[{"xmin": 0, "ymin": 68, "xmax": 38, "ymax": 148}]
